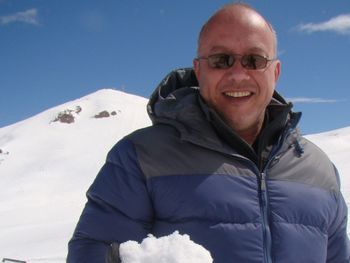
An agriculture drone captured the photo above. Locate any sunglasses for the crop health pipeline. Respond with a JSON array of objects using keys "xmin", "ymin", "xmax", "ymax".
[{"xmin": 196, "ymin": 53, "xmax": 275, "ymax": 70}]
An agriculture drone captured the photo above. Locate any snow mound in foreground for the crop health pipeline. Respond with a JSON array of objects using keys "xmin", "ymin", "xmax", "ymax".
[{"xmin": 119, "ymin": 231, "xmax": 213, "ymax": 263}]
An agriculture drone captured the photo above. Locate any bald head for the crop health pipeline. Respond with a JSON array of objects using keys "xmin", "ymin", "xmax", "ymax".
[{"xmin": 197, "ymin": 3, "xmax": 277, "ymax": 57}]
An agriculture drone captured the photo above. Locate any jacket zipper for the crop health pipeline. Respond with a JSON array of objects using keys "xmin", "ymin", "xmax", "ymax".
[
  {"xmin": 228, "ymin": 154, "xmax": 273, "ymax": 263},
  {"xmin": 259, "ymin": 122, "xmax": 297, "ymax": 263},
  {"xmin": 260, "ymin": 172, "xmax": 272, "ymax": 263}
]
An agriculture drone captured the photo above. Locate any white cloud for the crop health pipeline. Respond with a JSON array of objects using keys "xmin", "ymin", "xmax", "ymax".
[
  {"xmin": 287, "ymin": 97, "xmax": 339, "ymax": 104},
  {"xmin": 297, "ymin": 14, "xmax": 350, "ymax": 35},
  {"xmin": 0, "ymin": 8, "xmax": 39, "ymax": 26}
]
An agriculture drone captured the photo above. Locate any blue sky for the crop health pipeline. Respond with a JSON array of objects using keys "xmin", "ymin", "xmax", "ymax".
[{"xmin": 0, "ymin": 0, "xmax": 349, "ymax": 134}]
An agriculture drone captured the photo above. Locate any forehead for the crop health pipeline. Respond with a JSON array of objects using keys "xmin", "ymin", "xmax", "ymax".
[{"xmin": 198, "ymin": 8, "xmax": 275, "ymax": 55}]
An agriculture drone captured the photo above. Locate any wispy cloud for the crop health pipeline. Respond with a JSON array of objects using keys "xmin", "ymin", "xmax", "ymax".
[
  {"xmin": 297, "ymin": 14, "xmax": 350, "ymax": 35},
  {"xmin": 0, "ymin": 8, "xmax": 39, "ymax": 26},
  {"xmin": 277, "ymin": 49, "xmax": 286, "ymax": 57},
  {"xmin": 79, "ymin": 10, "xmax": 106, "ymax": 32},
  {"xmin": 287, "ymin": 97, "xmax": 340, "ymax": 104}
]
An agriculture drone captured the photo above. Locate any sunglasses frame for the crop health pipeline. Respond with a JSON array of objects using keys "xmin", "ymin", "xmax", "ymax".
[{"xmin": 196, "ymin": 53, "xmax": 276, "ymax": 70}]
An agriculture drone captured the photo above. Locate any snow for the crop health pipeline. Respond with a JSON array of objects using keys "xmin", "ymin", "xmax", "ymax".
[
  {"xmin": 119, "ymin": 231, "xmax": 213, "ymax": 263},
  {"xmin": 0, "ymin": 88, "xmax": 349, "ymax": 262},
  {"xmin": 0, "ymin": 89, "xmax": 151, "ymax": 262}
]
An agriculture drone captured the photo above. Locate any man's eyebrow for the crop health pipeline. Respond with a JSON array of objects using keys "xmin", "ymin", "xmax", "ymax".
[
  {"xmin": 246, "ymin": 47, "xmax": 269, "ymax": 55},
  {"xmin": 207, "ymin": 45, "xmax": 231, "ymax": 53},
  {"xmin": 206, "ymin": 46, "xmax": 269, "ymax": 56}
]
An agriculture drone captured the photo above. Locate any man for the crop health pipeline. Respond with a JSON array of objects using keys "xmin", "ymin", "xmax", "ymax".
[{"xmin": 68, "ymin": 3, "xmax": 350, "ymax": 263}]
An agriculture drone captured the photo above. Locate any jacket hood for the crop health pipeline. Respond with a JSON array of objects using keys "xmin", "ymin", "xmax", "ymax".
[{"xmin": 147, "ymin": 68, "xmax": 199, "ymax": 122}]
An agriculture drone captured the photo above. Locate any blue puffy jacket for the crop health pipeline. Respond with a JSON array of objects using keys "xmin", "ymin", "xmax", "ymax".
[{"xmin": 68, "ymin": 68, "xmax": 350, "ymax": 263}]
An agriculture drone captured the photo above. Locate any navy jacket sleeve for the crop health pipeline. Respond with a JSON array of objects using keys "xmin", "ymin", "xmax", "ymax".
[
  {"xmin": 326, "ymin": 168, "xmax": 350, "ymax": 263},
  {"xmin": 67, "ymin": 138, "xmax": 154, "ymax": 263}
]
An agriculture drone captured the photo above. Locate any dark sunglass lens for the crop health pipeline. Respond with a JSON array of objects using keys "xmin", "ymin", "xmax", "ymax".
[
  {"xmin": 242, "ymin": 55, "xmax": 267, "ymax": 69},
  {"xmin": 209, "ymin": 54, "xmax": 234, "ymax": 69}
]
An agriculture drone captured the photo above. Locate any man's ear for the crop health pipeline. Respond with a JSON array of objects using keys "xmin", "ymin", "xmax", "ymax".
[
  {"xmin": 193, "ymin": 59, "xmax": 200, "ymax": 80},
  {"xmin": 274, "ymin": 60, "xmax": 281, "ymax": 82}
]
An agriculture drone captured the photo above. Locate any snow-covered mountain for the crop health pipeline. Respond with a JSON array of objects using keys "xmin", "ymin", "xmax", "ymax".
[
  {"xmin": 0, "ymin": 89, "xmax": 151, "ymax": 262},
  {"xmin": 0, "ymin": 89, "xmax": 349, "ymax": 262}
]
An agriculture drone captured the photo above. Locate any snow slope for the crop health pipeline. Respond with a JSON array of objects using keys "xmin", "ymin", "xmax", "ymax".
[
  {"xmin": 0, "ymin": 89, "xmax": 349, "ymax": 262},
  {"xmin": 0, "ymin": 89, "xmax": 151, "ymax": 262}
]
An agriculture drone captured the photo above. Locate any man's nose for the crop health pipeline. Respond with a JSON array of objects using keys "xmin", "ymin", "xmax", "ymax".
[{"xmin": 225, "ymin": 60, "xmax": 250, "ymax": 82}]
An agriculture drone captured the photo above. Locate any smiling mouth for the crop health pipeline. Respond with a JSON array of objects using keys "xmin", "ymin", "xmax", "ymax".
[{"xmin": 224, "ymin": 91, "xmax": 252, "ymax": 98}]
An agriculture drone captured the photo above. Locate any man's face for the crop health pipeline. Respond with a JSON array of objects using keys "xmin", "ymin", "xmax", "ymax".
[{"xmin": 194, "ymin": 9, "xmax": 280, "ymax": 142}]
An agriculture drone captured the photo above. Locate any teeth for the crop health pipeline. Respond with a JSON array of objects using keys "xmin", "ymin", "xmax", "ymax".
[{"xmin": 225, "ymin": 91, "xmax": 251, "ymax": 98}]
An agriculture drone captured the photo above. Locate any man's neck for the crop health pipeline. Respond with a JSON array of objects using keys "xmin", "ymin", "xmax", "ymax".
[{"xmin": 234, "ymin": 120, "xmax": 264, "ymax": 146}]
